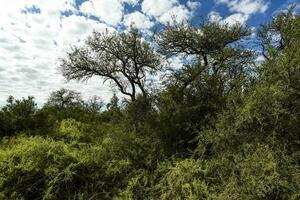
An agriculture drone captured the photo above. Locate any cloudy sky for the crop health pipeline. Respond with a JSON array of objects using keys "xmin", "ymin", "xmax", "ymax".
[{"xmin": 0, "ymin": 0, "xmax": 299, "ymax": 106}]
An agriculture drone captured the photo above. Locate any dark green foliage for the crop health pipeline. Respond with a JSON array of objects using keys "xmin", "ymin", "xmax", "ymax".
[
  {"xmin": 155, "ymin": 20, "xmax": 255, "ymax": 156},
  {"xmin": 0, "ymin": 96, "xmax": 37, "ymax": 137},
  {"xmin": 0, "ymin": 10, "xmax": 299, "ymax": 200}
]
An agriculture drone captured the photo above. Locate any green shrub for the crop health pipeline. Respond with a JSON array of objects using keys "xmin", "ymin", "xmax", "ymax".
[
  {"xmin": 205, "ymin": 143, "xmax": 300, "ymax": 200},
  {"xmin": 58, "ymin": 119, "xmax": 86, "ymax": 141},
  {"xmin": 0, "ymin": 127, "xmax": 164, "ymax": 200},
  {"xmin": 0, "ymin": 136, "xmax": 128, "ymax": 199},
  {"xmin": 156, "ymin": 159, "xmax": 210, "ymax": 200}
]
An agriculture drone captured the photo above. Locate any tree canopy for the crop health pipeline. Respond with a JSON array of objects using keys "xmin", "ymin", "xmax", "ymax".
[{"xmin": 61, "ymin": 27, "xmax": 161, "ymax": 101}]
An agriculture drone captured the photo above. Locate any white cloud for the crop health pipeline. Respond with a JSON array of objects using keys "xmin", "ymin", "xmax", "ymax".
[
  {"xmin": 80, "ymin": 0, "xmax": 124, "ymax": 25},
  {"xmin": 168, "ymin": 55, "xmax": 184, "ymax": 70},
  {"xmin": 186, "ymin": 0, "xmax": 201, "ymax": 11},
  {"xmin": 159, "ymin": 5, "xmax": 191, "ymax": 25},
  {"xmin": 122, "ymin": 0, "xmax": 140, "ymax": 5},
  {"xmin": 0, "ymin": 0, "xmax": 76, "ymax": 13},
  {"xmin": 256, "ymin": 55, "xmax": 265, "ymax": 63},
  {"xmin": 0, "ymin": 0, "xmax": 76, "ymax": 26},
  {"xmin": 141, "ymin": 0, "xmax": 193, "ymax": 25},
  {"xmin": 57, "ymin": 15, "xmax": 113, "ymax": 56},
  {"xmin": 141, "ymin": 0, "xmax": 178, "ymax": 17},
  {"xmin": 0, "ymin": 1, "xmax": 115, "ymax": 105},
  {"xmin": 208, "ymin": 11, "xmax": 249, "ymax": 26},
  {"xmin": 124, "ymin": 11, "xmax": 154, "ymax": 29},
  {"xmin": 30, "ymin": 0, "xmax": 76, "ymax": 17},
  {"xmin": 208, "ymin": 11, "xmax": 222, "ymax": 22},
  {"xmin": 222, "ymin": 13, "xmax": 249, "ymax": 25},
  {"xmin": 215, "ymin": 0, "xmax": 269, "ymax": 15}
]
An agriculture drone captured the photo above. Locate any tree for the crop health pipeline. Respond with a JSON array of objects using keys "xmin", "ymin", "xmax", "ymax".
[
  {"xmin": 157, "ymin": 20, "xmax": 254, "ymax": 93},
  {"xmin": 3, "ymin": 96, "xmax": 37, "ymax": 116},
  {"xmin": 258, "ymin": 6, "xmax": 296, "ymax": 60},
  {"xmin": 0, "ymin": 96, "xmax": 37, "ymax": 137},
  {"xmin": 106, "ymin": 93, "xmax": 120, "ymax": 111},
  {"xmin": 155, "ymin": 20, "xmax": 255, "ymax": 154},
  {"xmin": 85, "ymin": 96, "xmax": 104, "ymax": 112},
  {"xmin": 61, "ymin": 27, "xmax": 161, "ymax": 101},
  {"xmin": 45, "ymin": 88, "xmax": 83, "ymax": 109}
]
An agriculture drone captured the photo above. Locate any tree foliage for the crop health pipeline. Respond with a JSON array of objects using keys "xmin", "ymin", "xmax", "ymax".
[{"xmin": 61, "ymin": 27, "xmax": 161, "ymax": 101}]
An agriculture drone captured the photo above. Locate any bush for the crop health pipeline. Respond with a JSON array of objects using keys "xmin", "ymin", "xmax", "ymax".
[
  {"xmin": 204, "ymin": 143, "xmax": 300, "ymax": 200},
  {"xmin": 156, "ymin": 159, "xmax": 210, "ymax": 200},
  {"xmin": 0, "ymin": 136, "xmax": 125, "ymax": 199},
  {"xmin": 0, "ymin": 126, "xmax": 164, "ymax": 200}
]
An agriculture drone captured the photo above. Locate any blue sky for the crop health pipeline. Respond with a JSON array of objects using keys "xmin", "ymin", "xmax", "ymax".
[{"xmin": 0, "ymin": 0, "xmax": 299, "ymax": 105}]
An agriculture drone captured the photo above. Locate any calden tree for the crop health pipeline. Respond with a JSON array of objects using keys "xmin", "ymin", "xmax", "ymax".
[{"xmin": 60, "ymin": 27, "xmax": 161, "ymax": 101}]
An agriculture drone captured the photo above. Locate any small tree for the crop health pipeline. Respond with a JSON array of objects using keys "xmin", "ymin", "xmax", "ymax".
[
  {"xmin": 61, "ymin": 27, "xmax": 161, "ymax": 101},
  {"xmin": 0, "ymin": 96, "xmax": 37, "ymax": 137},
  {"xmin": 45, "ymin": 88, "xmax": 83, "ymax": 109},
  {"xmin": 106, "ymin": 93, "xmax": 119, "ymax": 111},
  {"xmin": 85, "ymin": 96, "xmax": 104, "ymax": 112}
]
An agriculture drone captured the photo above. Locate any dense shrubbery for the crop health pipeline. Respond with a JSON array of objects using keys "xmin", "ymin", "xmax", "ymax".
[
  {"xmin": 0, "ymin": 9, "xmax": 299, "ymax": 199},
  {"xmin": 0, "ymin": 120, "xmax": 163, "ymax": 199}
]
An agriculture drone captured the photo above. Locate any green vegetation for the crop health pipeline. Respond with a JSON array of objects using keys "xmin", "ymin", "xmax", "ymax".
[{"xmin": 0, "ymin": 9, "xmax": 299, "ymax": 199}]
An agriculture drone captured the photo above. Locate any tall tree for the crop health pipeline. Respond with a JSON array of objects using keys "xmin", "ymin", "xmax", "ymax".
[
  {"xmin": 61, "ymin": 27, "xmax": 161, "ymax": 101},
  {"xmin": 157, "ymin": 21, "xmax": 254, "ymax": 93},
  {"xmin": 155, "ymin": 20, "xmax": 255, "ymax": 154}
]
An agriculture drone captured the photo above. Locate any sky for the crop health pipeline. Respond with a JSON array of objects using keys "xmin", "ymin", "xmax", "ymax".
[{"xmin": 0, "ymin": 0, "xmax": 299, "ymax": 106}]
